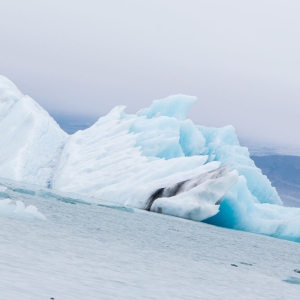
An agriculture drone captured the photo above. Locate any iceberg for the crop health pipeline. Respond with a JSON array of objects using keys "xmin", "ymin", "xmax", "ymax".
[{"xmin": 0, "ymin": 75, "xmax": 299, "ymax": 242}]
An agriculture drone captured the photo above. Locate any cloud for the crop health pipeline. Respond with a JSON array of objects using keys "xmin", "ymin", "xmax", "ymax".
[{"xmin": 0, "ymin": 0, "xmax": 299, "ymax": 152}]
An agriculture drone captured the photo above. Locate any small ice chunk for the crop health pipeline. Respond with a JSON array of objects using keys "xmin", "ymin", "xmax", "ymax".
[{"xmin": 0, "ymin": 199, "xmax": 46, "ymax": 221}]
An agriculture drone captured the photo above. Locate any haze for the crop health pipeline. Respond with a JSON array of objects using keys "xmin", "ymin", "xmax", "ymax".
[{"xmin": 0, "ymin": 0, "xmax": 299, "ymax": 153}]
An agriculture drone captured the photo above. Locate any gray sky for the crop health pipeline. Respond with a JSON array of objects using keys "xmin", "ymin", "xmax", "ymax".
[{"xmin": 0, "ymin": 0, "xmax": 299, "ymax": 153}]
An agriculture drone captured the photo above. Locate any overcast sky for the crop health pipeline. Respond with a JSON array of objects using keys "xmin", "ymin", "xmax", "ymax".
[{"xmin": 0, "ymin": 0, "xmax": 299, "ymax": 153}]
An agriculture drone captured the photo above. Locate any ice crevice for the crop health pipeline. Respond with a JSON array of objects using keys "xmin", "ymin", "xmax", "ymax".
[
  {"xmin": 0, "ymin": 75, "xmax": 299, "ymax": 242},
  {"xmin": 145, "ymin": 166, "xmax": 232, "ymax": 211}
]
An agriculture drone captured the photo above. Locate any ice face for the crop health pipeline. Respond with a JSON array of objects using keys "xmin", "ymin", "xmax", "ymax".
[
  {"xmin": 205, "ymin": 176, "xmax": 300, "ymax": 242},
  {"xmin": 0, "ymin": 76, "xmax": 68, "ymax": 186},
  {"xmin": 151, "ymin": 169, "xmax": 239, "ymax": 222},
  {"xmin": 0, "ymin": 75, "xmax": 298, "ymax": 241},
  {"xmin": 145, "ymin": 166, "xmax": 232, "ymax": 211},
  {"xmin": 198, "ymin": 125, "xmax": 281, "ymax": 205}
]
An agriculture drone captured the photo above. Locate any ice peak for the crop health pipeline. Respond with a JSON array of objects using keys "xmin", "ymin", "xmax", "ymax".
[
  {"xmin": 0, "ymin": 75, "xmax": 23, "ymax": 93},
  {"xmin": 137, "ymin": 95, "xmax": 197, "ymax": 121},
  {"xmin": 0, "ymin": 75, "xmax": 24, "ymax": 119},
  {"xmin": 106, "ymin": 105, "xmax": 127, "ymax": 119}
]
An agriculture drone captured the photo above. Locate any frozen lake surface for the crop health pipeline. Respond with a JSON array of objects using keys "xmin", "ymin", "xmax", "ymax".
[{"xmin": 0, "ymin": 178, "xmax": 300, "ymax": 300}]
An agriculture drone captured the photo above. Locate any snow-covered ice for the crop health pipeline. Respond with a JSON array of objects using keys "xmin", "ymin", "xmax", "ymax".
[{"xmin": 0, "ymin": 76, "xmax": 67, "ymax": 186}]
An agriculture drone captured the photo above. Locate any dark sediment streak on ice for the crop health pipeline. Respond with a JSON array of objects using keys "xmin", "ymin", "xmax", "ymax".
[{"xmin": 145, "ymin": 165, "xmax": 230, "ymax": 211}]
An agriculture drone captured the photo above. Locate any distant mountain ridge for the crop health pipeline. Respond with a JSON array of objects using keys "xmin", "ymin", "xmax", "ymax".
[
  {"xmin": 239, "ymin": 138, "xmax": 300, "ymax": 157},
  {"xmin": 50, "ymin": 113, "xmax": 99, "ymax": 134},
  {"xmin": 252, "ymin": 155, "xmax": 300, "ymax": 207}
]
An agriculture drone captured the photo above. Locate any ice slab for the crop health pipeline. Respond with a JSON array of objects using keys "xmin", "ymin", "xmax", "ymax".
[{"xmin": 0, "ymin": 199, "xmax": 46, "ymax": 221}]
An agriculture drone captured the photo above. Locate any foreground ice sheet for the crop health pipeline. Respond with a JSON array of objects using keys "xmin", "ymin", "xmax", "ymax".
[
  {"xmin": 0, "ymin": 182, "xmax": 300, "ymax": 300},
  {"xmin": 0, "ymin": 75, "xmax": 299, "ymax": 242}
]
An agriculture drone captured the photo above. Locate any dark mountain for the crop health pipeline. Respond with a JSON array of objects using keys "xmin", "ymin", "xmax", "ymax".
[
  {"xmin": 251, "ymin": 155, "xmax": 300, "ymax": 207},
  {"xmin": 51, "ymin": 113, "xmax": 98, "ymax": 134}
]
